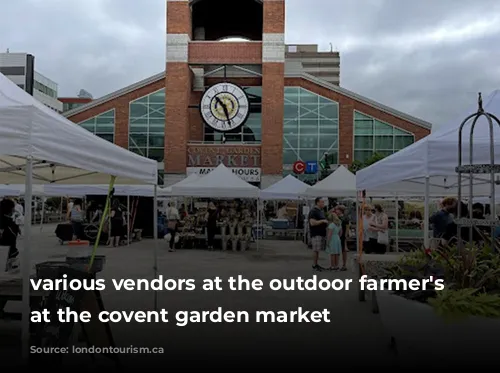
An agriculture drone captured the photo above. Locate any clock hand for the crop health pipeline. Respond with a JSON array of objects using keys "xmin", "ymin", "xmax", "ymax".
[{"xmin": 215, "ymin": 96, "xmax": 231, "ymax": 127}]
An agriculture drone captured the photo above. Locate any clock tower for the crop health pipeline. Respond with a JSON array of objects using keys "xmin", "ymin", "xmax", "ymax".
[{"xmin": 164, "ymin": 0, "xmax": 285, "ymax": 187}]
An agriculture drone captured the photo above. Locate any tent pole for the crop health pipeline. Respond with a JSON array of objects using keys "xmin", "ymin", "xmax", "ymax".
[
  {"xmin": 21, "ymin": 157, "xmax": 33, "ymax": 362},
  {"xmin": 395, "ymin": 196, "xmax": 399, "ymax": 252},
  {"xmin": 153, "ymin": 186, "xmax": 158, "ymax": 311},
  {"xmin": 127, "ymin": 195, "xmax": 130, "ymax": 246},
  {"xmin": 39, "ymin": 197, "xmax": 45, "ymax": 232},
  {"xmin": 423, "ymin": 177, "xmax": 430, "ymax": 248}
]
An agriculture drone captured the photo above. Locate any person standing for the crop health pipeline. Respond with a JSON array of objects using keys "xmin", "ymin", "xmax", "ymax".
[
  {"xmin": 166, "ymin": 203, "xmax": 180, "ymax": 252},
  {"xmin": 326, "ymin": 213, "xmax": 342, "ymax": 270},
  {"xmin": 0, "ymin": 199, "xmax": 21, "ymax": 273},
  {"xmin": 205, "ymin": 201, "xmax": 218, "ymax": 250},
  {"xmin": 108, "ymin": 199, "xmax": 124, "ymax": 247},
  {"xmin": 308, "ymin": 197, "xmax": 329, "ymax": 271},
  {"xmin": 67, "ymin": 198, "xmax": 84, "ymax": 240},
  {"xmin": 371, "ymin": 204, "xmax": 389, "ymax": 254},
  {"xmin": 362, "ymin": 205, "xmax": 377, "ymax": 254},
  {"xmin": 429, "ymin": 197, "xmax": 456, "ymax": 247},
  {"xmin": 334, "ymin": 205, "xmax": 349, "ymax": 271}
]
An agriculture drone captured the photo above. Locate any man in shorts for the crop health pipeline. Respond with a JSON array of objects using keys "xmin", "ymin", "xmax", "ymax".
[
  {"xmin": 308, "ymin": 197, "xmax": 329, "ymax": 271},
  {"xmin": 335, "ymin": 205, "xmax": 349, "ymax": 271}
]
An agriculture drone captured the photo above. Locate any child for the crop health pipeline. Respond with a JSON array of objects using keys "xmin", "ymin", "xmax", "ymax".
[{"xmin": 326, "ymin": 213, "xmax": 342, "ymax": 270}]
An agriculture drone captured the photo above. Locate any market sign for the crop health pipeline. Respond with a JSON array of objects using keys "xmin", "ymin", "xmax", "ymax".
[
  {"xmin": 186, "ymin": 167, "xmax": 261, "ymax": 182},
  {"xmin": 187, "ymin": 145, "xmax": 261, "ymax": 168}
]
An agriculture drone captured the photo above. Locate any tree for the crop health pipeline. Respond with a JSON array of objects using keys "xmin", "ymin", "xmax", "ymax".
[{"xmin": 349, "ymin": 152, "xmax": 386, "ymax": 174}]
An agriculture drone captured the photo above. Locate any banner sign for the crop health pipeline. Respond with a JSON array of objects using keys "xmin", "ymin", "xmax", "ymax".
[{"xmin": 186, "ymin": 167, "xmax": 261, "ymax": 182}]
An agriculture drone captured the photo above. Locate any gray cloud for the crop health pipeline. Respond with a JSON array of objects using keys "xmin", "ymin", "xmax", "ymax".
[{"xmin": 2, "ymin": 0, "xmax": 499, "ymax": 130}]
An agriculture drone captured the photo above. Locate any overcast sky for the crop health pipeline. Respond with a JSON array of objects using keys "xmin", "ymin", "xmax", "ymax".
[{"xmin": 2, "ymin": 0, "xmax": 500, "ymax": 130}]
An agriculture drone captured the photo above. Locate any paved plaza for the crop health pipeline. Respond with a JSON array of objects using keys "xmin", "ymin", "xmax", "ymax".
[{"xmin": 0, "ymin": 225, "xmax": 397, "ymax": 366}]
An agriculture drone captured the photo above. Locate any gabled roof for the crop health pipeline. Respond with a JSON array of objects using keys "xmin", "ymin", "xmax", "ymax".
[{"xmin": 64, "ymin": 70, "xmax": 432, "ymax": 130}]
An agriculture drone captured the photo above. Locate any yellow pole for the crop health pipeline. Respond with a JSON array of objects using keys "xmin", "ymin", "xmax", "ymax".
[{"xmin": 88, "ymin": 176, "xmax": 116, "ymax": 271}]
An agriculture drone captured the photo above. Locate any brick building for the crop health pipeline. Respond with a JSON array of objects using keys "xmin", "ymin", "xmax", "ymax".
[{"xmin": 64, "ymin": 0, "xmax": 431, "ymax": 187}]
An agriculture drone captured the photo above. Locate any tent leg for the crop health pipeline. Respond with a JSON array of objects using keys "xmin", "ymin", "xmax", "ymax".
[
  {"xmin": 21, "ymin": 157, "xmax": 33, "ymax": 362},
  {"xmin": 127, "ymin": 195, "xmax": 130, "ymax": 246},
  {"xmin": 153, "ymin": 186, "xmax": 158, "ymax": 311},
  {"xmin": 395, "ymin": 196, "xmax": 399, "ymax": 252},
  {"xmin": 256, "ymin": 199, "xmax": 260, "ymax": 252},
  {"xmin": 423, "ymin": 177, "xmax": 430, "ymax": 248},
  {"xmin": 39, "ymin": 197, "xmax": 45, "ymax": 232},
  {"xmin": 355, "ymin": 197, "xmax": 359, "ymax": 254}
]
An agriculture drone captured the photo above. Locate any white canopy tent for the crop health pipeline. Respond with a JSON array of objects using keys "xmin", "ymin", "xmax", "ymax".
[
  {"xmin": 260, "ymin": 175, "xmax": 309, "ymax": 200},
  {"xmin": 171, "ymin": 164, "xmax": 260, "ymax": 198},
  {"xmin": 0, "ymin": 186, "xmax": 20, "ymax": 196},
  {"xmin": 303, "ymin": 165, "xmax": 357, "ymax": 197},
  {"xmin": 159, "ymin": 173, "xmax": 199, "ymax": 197},
  {"xmin": 357, "ymin": 90, "xmax": 500, "ymax": 247},
  {"xmin": 43, "ymin": 184, "xmax": 156, "ymax": 197},
  {"xmin": 0, "ymin": 72, "xmax": 158, "ymax": 358},
  {"xmin": 356, "ymin": 90, "xmax": 500, "ymax": 197}
]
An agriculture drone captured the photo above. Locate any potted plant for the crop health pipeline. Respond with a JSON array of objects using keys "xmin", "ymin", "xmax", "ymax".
[{"xmin": 378, "ymin": 243, "xmax": 500, "ymax": 365}]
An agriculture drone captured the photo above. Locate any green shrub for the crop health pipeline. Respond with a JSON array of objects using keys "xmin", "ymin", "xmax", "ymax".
[{"xmin": 389, "ymin": 244, "xmax": 500, "ymax": 319}]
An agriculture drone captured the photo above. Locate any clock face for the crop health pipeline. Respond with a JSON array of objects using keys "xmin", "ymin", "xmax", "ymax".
[{"xmin": 200, "ymin": 83, "xmax": 250, "ymax": 132}]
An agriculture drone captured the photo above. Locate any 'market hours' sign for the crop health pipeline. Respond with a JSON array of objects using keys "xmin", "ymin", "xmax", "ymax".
[{"xmin": 187, "ymin": 145, "xmax": 261, "ymax": 168}]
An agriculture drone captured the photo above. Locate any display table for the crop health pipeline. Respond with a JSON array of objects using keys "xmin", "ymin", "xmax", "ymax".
[
  {"xmin": 352, "ymin": 253, "xmax": 404, "ymax": 313},
  {"xmin": 264, "ymin": 227, "xmax": 303, "ymax": 240}
]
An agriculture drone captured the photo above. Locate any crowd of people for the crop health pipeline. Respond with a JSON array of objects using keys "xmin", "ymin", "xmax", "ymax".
[
  {"xmin": 430, "ymin": 197, "xmax": 499, "ymax": 247},
  {"xmin": 65, "ymin": 198, "xmax": 128, "ymax": 247},
  {"xmin": 308, "ymin": 197, "xmax": 359, "ymax": 272}
]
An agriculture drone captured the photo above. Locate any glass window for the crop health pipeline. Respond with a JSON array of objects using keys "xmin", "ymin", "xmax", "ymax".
[
  {"xmin": 284, "ymin": 104, "xmax": 298, "ymax": 119},
  {"xmin": 319, "ymin": 119, "xmax": 338, "ymax": 134},
  {"xmin": 299, "ymin": 149, "xmax": 319, "ymax": 163},
  {"xmin": 129, "ymin": 134, "xmax": 148, "ymax": 147},
  {"xmin": 77, "ymin": 109, "xmax": 115, "ymax": 143},
  {"xmin": 319, "ymin": 135, "xmax": 337, "ymax": 149},
  {"xmin": 354, "ymin": 136, "xmax": 373, "ymax": 149},
  {"xmin": 353, "ymin": 111, "xmax": 415, "ymax": 162},
  {"xmin": 284, "ymin": 134, "xmax": 299, "ymax": 149},
  {"xmin": 354, "ymin": 120, "xmax": 373, "ymax": 135},
  {"xmin": 394, "ymin": 135, "xmax": 414, "ymax": 149},
  {"xmin": 283, "ymin": 149, "xmax": 299, "ymax": 165},
  {"xmin": 374, "ymin": 135, "xmax": 394, "ymax": 150},
  {"xmin": 129, "ymin": 89, "xmax": 166, "ymax": 163},
  {"xmin": 374, "ymin": 120, "xmax": 393, "ymax": 135},
  {"xmin": 283, "ymin": 87, "xmax": 339, "ymax": 176}
]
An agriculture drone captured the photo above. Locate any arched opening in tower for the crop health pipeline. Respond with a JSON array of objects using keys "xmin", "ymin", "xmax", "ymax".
[{"xmin": 191, "ymin": 0, "xmax": 263, "ymax": 41}]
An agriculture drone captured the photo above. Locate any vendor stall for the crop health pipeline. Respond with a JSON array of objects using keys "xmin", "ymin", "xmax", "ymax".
[
  {"xmin": 259, "ymin": 175, "xmax": 310, "ymax": 240},
  {"xmin": 0, "ymin": 72, "xmax": 158, "ymax": 360},
  {"xmin": 170, "ymin": 165, "xmax": 260, "ymax": 251}
]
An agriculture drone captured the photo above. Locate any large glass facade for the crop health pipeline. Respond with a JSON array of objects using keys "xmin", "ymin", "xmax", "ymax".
[
  {"xmin": 283, "ymin": 87, "xmax": 339, "ymax": 181},
  {"xmin": 128, "ymin": 89, "xmax": 165, "ymax": 163},
  {"xmin": 203, "ymin": 86, "xmax": 262, "ymax": 143},
  {"xmin": 78, "ymin": 109, "xmax": 115, "ymax": 143},
  {"xmin": 353, "ymin": 111, "xmax": 414, "ymax": 163}
]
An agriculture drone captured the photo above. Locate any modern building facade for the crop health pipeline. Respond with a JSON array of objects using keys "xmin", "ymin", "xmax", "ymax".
[
  {"xmin": 285, "ymin": 44, "xmax": 340, "ymax": 86},
  {"xmin": 60, "ymin": 89, "xmax": 93, "ymax": 112},
  {"xmin": 64, "ymin": 0, "xmax": 431, "ymax": 186},
  {"xmin": 0, "ymin": 52, "xmax": 63, "ymax": 112}
]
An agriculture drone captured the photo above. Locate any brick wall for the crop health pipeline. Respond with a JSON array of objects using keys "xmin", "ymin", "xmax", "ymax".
[
  {"xmin": 166, "ymin": 1, "xmax": 191, "ymax": 36},
  {"xmin": 165, "ymin": 63, "xmax": 191, "ymax": 173},
  {"xmin": 189, "ymin": 42, "xmax": 262, "ymax": 64},
  {"xmin": 261, "ymin": 63, "xmax": 285, "ymax": 174},
  {"xmin": 284, "ymin": 77, "xmax": 430, "ymax": 164},
  {"xmin": 66, "ymin": 79, "xmax": 165, "ymax": 149}
]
